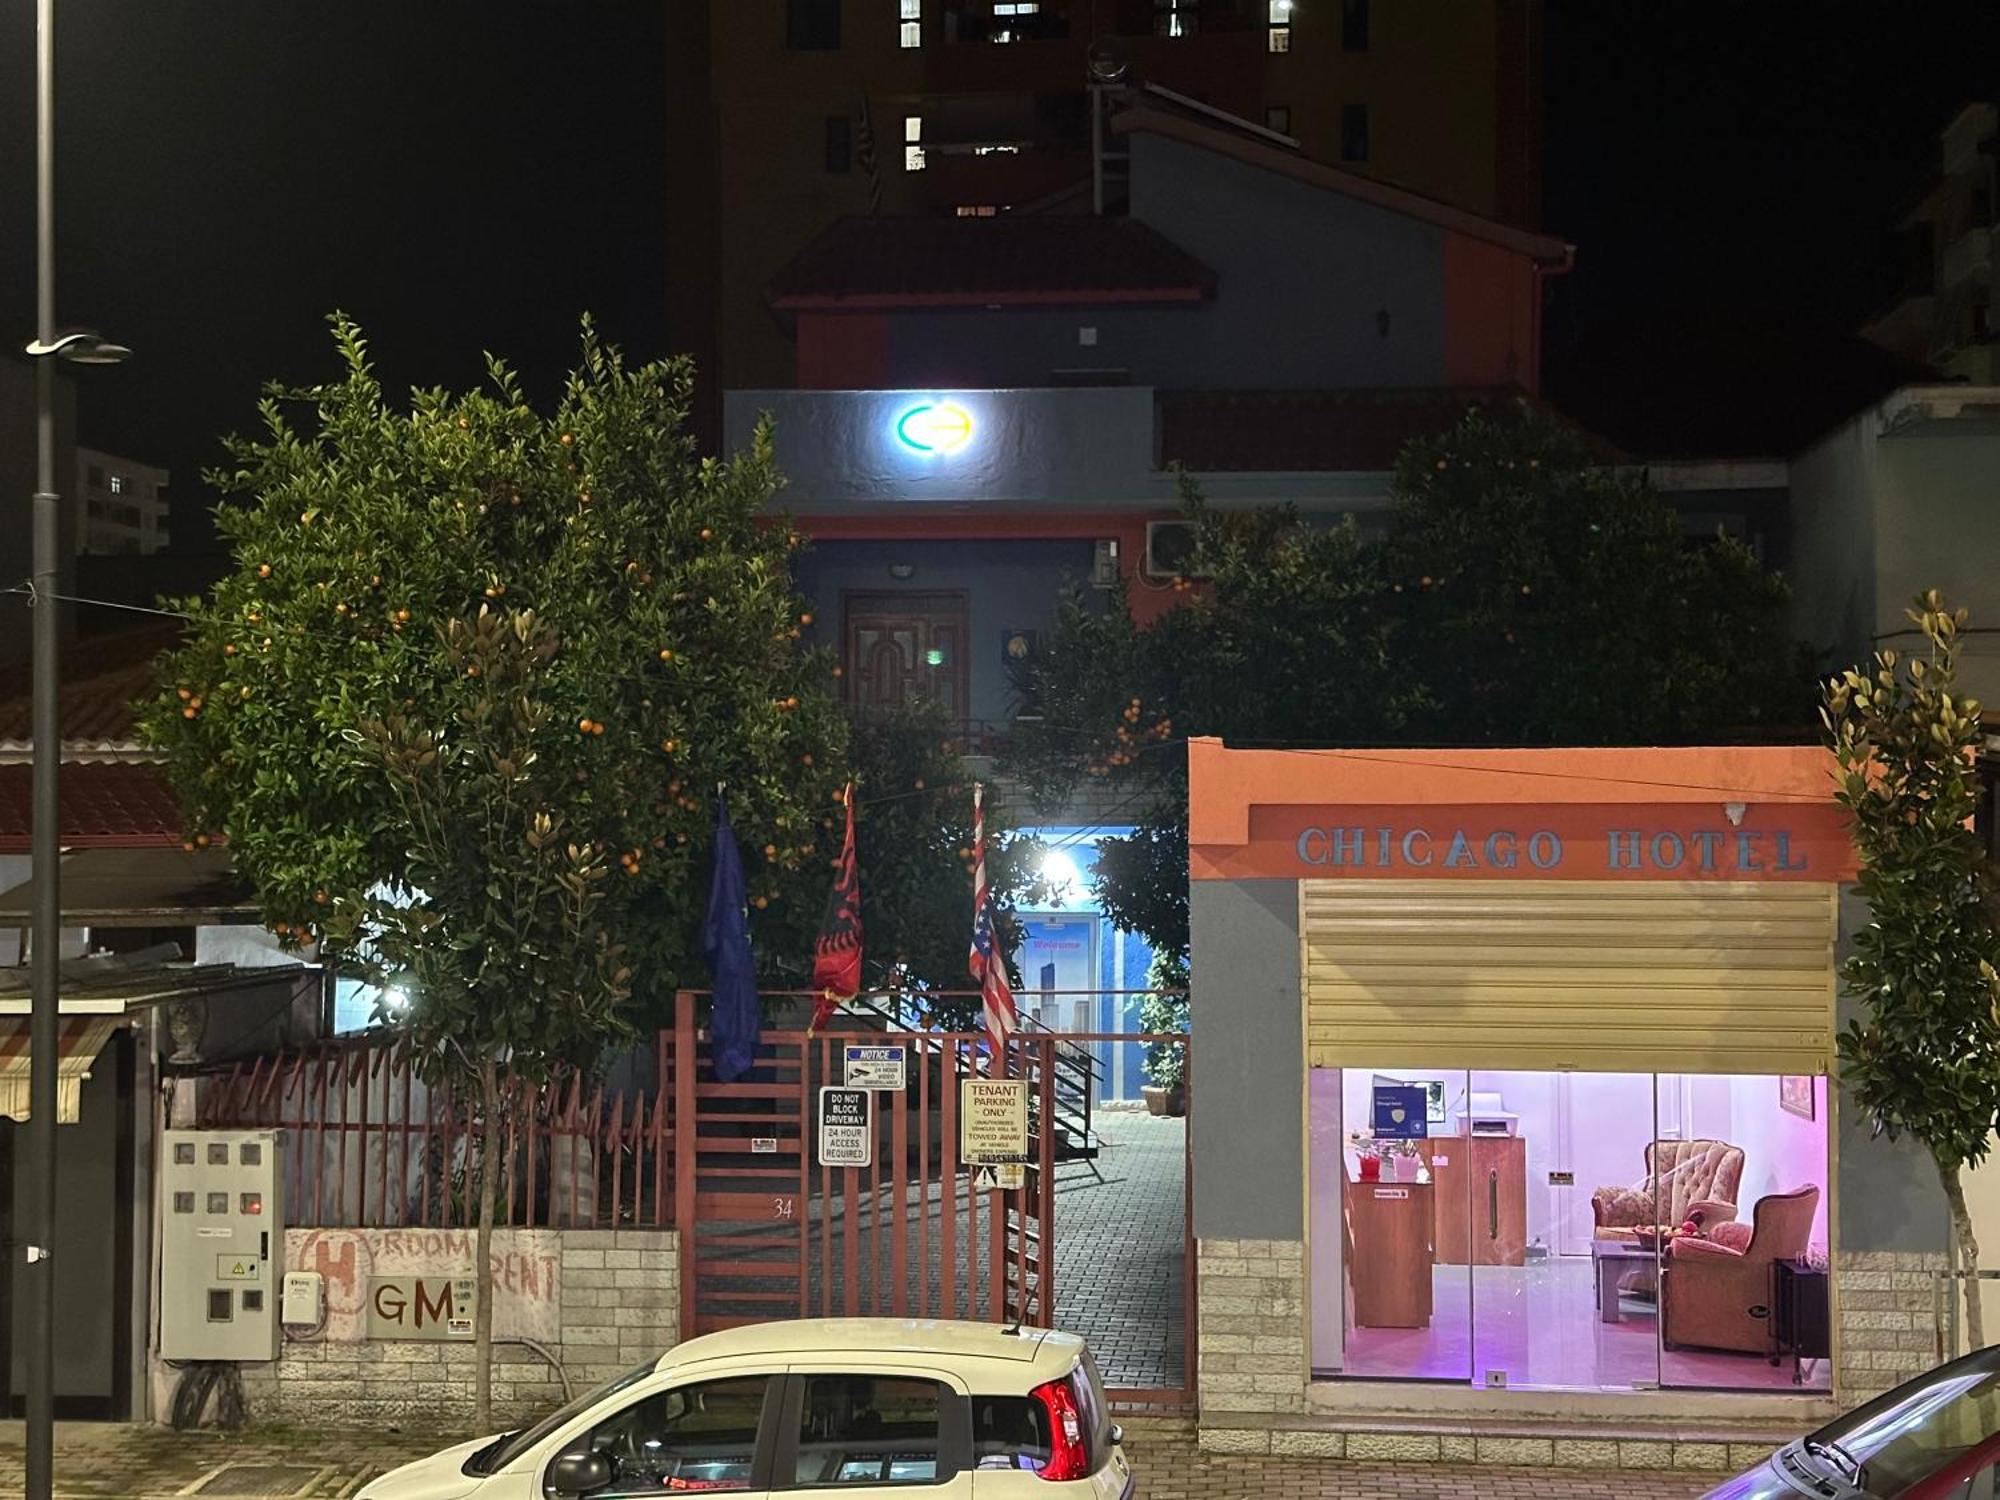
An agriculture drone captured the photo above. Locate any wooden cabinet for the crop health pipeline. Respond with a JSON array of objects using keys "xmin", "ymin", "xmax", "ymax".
[
  {"xmin": 1342, "ymin": 1154, "xmax": 1434, "ymax": 1328},
  {"xmin": 1425, "ymin": 1135, "xmax": 1528, "ymax": 1266}
]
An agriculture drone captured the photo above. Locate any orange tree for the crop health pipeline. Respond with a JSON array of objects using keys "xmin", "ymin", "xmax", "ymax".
[{"xmin": 138, "ymin": 318, "xmax": 848, "ymax": 1428}]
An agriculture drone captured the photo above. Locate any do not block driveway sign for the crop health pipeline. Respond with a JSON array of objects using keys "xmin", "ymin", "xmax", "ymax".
[{"xmin": 818, "ymin": 1085, "xmax": 872, "ymax": 1168}]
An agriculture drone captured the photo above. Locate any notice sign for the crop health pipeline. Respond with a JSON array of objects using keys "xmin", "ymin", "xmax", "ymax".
[
  {"xmin": 366, "ymin": 1275, "xmax": 477, "ymax": 1341},
  {"xmin": 844, "ymin": 1045, "xmax": 907, "ymax": 1091},
  {"xmin": 973, "ymin": 1162, "xmax": 1025, "ymax": 1192},
  {"xmin": 818, "ymin": 1086, "xmax": 873, "ymax": 1168},
  {"xmin": 215, "ymin": 1255, "xmax": 261, "ymax": 1282},
  {"xmin": 961, "ymin": 1078, "xmax": 1029, "ymax": 1164}
]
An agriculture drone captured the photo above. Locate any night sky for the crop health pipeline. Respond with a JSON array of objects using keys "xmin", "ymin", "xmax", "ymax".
[{"xmin": 1, "ymin": 4, "xmax": 1996, "ymax": 552}]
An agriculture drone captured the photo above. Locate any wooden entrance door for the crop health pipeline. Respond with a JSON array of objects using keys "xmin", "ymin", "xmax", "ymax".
[{"xmin": 843, "ymin": 592, "xmax": 969, "ymax": 721}]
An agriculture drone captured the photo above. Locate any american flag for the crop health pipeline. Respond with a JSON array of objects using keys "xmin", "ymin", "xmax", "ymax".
[{"xmin": 968, "ymin": 782, "xmax": 1018, "ymax": 1065}]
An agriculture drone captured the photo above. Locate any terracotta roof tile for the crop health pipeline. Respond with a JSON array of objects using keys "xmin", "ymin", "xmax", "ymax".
[
  {"xmin": 1156, "ymin": 388, "xmax": 1623, "ymax": 472},
  {"xmin": 0, "ymin": 761, "xmax": 188, "ymax": 851},
  {"xmin": 768, "ymin": 215, "xmax": 1216, "ymax": 308},
  {"xmin": 0, "ymin": 623, "xmax": 178, "ymax": 748}
]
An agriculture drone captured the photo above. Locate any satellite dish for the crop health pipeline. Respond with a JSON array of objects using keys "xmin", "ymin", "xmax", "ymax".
[{"xmin": 1086, "ymin": 35, "xmax": 1130, "ymax": 84}]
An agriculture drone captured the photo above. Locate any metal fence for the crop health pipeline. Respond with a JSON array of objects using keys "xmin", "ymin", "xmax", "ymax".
[{"xmin": 196, "ymin": 1032, "xmax": 674, "ymax": 1230}]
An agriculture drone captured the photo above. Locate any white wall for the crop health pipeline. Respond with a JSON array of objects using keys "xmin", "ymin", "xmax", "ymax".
[{"xmin": 1680, "ymin": 1073, "xmax": 1831, "ymax": 1253}]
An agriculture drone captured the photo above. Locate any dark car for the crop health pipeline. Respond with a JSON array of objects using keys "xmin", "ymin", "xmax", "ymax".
[{"xmin": 1708, "ymin": 1346, "xmax": 2000, "ymax": 1499}]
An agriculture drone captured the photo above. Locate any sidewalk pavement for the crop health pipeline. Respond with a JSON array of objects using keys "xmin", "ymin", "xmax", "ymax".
[{"xmin": 0, "ymin": 1416, "xmax": 1727, "ymax": 1498}]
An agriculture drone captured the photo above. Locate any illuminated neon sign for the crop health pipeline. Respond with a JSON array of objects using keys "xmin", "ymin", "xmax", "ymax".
[{"xmin": 894, "ymin": 400, "xmax": 974, "ymax": 454}]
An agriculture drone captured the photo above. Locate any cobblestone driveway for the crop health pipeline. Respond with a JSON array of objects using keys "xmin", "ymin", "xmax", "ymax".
[{"xmin": 0, "ymin": 1417, "xmax": 1726, "ymax": 1498}]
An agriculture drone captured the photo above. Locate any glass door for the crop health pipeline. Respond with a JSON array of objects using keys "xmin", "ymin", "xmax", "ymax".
[
  {"xmin": 1327, "ymin": 1067, "xmax": 1472, "ymax": 1381},
  {"xmin": 1468, "ymin": 1071, "xmax": 1662, "ymax": 1393}
]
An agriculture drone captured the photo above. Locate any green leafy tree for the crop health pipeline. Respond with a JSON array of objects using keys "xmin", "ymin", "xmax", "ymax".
[
  {"xmin": 1007, "ymin": 403, "xmax": 1810, "ymax": 961},
  {"xmin": 840, "ymin": 706, "xmax": 1041, "ymax": 1028},
  {"xmin": 1824, "ymin": 591, "xmax": 2000, "ymax": 1348},
  {"xmin": 139, "ymin": 318, "xmax": 848, "ymax": 1428},
  {"xmin": 1386, "ymin": 404, "xmax": 1807, "ymax": 745}
]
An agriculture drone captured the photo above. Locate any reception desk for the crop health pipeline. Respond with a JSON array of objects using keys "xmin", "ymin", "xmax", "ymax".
[{"xmin": 1342, "ymin": 1152, "xmax": 1434, "ymax": 1329}]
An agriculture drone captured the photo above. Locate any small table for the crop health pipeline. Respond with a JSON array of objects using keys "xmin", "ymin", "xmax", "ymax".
[
  {"xmin": 1592, "ymin": 1240, "xmax": 1658, "ymax": 1323},
  {"xmin": 1772, "ymin": 1259, "xmax": 1830, "ymax": 1383}
]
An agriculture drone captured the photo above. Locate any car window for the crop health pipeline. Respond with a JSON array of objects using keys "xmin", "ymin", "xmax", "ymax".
[
  {"xmin": 1810, "ymin": 1355, "xmax": 2000, "ymax": 1496},
  {"xmin": 561, "ymin": 1375, "xmax": 770, "ymax": 1497},
  {"xmin": 792, "ymin": 1374, "xmax": 948, "ymax": 1488},
  {"xmin": 473, "ymin": 1360, "xmax": 657, "ymax": 1474},
  {"xmin": 972, "ymin": 1395, "xmax": 1051, "ymax": 1472}
]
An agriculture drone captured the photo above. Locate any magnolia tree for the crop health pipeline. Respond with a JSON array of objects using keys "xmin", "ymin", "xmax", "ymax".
[
  {"xmin": 140, "ymin": 319, "xmax": 848, "ymax": 1428},
  {"xmin": 1824, "ymin": 592, "xmax": 2000, "ymax": 1348}
]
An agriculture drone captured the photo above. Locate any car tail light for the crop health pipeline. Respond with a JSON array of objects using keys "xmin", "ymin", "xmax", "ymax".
[{"xmin": 1030, "ymin": 1377, "xmax": 1091, "ymax": 1481}]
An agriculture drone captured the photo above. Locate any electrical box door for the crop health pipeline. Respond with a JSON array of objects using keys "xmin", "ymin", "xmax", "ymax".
[{"xmin": 159, "ymin": 1129, "xmax": 283, "ymax": 1361}]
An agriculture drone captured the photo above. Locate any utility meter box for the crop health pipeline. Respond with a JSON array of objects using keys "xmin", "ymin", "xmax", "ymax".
[{"xmin": 159, "ymin": 1129, "xmax": 283, "ymax": 1362}]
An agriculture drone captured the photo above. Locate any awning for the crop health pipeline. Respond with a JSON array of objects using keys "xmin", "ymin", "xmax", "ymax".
[
  {"xmin": 0, "ymin": 1014, "xmax": 120, "ymax": 1123},
  {"xmin": 0, "ymin": 957, "xmax": 297, "ymax": 1121},
  {"xmin": 0, "ymin": 845, "xmax": 256, "ymax": 927}
]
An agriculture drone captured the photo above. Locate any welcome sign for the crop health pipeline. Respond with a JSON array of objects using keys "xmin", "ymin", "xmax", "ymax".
[{"xmin": 1242, "ymin": 804, "xmax": 1854, "ymax": 882}]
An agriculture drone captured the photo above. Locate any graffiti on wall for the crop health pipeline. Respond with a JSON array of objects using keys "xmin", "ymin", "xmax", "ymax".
[{"xmin": 287, "ymin": 1227, "xmax": 561, "ymax": 1342}]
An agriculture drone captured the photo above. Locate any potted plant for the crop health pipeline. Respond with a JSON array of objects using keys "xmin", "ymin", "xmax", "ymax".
[{"xmin": 1139, "ymin": 957, "xmax": 1190, "ymax": 1116}]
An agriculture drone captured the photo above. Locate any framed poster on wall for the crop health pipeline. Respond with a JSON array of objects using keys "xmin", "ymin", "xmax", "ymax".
[{"xmin": 1779, "ymin": 1075, "xmax": 1816, "ymax": 1120}]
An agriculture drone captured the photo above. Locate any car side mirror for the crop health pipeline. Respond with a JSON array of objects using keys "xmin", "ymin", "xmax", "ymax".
[
  {"xmin": 548, "ymin": 1450, "xmax": 612, "ymax": 1496},
  {"xmin": 1110, "ymin": 1424, "xmax": 1125, "ymax": 1447}
]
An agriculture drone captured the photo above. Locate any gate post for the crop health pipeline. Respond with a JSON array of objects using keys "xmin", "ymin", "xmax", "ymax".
[{"xmin": 674, "ymin": 990, "xmax": 697, "ymax": 1345}]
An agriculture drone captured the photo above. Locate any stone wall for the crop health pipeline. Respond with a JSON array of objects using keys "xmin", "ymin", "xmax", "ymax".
[
  {"xmin": 1836, "ymin": 1249, "xmax": 1950, "ymax": 1407},
  {"xmin": 1194, "ymin": 1237, "xmax": 1306, "ymax": 1421},
  {"xmin": 232, "ymin": 1227, "xmax": 679, "ymax": 1429}
]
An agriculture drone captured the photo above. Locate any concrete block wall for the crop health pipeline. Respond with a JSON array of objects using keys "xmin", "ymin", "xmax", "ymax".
[
  {"xmin": 1836, "ymin": 1250, "xmax": 1950, "ymax": 1407},
  {"xmin": 1194, "ymin": 1237, "xmax": 1307, "ymax": 1426},
  {"xmin": 236, "ymin": 1228, "xmax": 679, "ymax": 1430}
]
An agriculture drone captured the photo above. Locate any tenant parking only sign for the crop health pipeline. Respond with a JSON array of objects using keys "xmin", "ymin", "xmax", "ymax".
[
  {"xmin": 960, "ymin": 1078, "xmax": 1029, "ymax": 1164},
  {"xmin": 818, "ymin": 1085, "xmax": 872, "ymax": 1168}
]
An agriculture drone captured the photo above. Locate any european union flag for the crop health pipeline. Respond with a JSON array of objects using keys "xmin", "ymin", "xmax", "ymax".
[{"xmin": 704, "ymin": 795, "xmax": 760, "ymax": 1084}]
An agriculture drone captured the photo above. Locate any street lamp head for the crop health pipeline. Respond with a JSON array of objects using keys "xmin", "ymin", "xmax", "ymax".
[{"xmin": 23, "ymin": 329, "xmax": 130, "ymax": 364}]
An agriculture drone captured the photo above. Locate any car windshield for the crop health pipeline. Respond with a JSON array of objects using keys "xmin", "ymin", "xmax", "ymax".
[
  {"xmin": 464, "ymin": 1361, "xmax": 657, "ymax": 1476},
  {"xmin": 1796, "ymin": 1350, "xmax": 2000, "ymax": 1496}
]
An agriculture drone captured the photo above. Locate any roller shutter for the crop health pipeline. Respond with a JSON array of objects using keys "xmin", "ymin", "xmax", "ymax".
[{"xmin": 1301, "ymin": 879, "xmax": 1838, "ymax": 1075}]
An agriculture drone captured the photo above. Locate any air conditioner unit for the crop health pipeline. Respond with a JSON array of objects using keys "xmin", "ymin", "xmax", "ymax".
[{"xmin": 1143, "ymin": 520, "xmax": 1210, "ymax": 582}]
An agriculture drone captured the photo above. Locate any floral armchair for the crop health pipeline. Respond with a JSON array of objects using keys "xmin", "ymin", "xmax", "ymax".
[{"xmin": 1592, "ymin": 1139, "xmax": 1745, "ymax": 1242}]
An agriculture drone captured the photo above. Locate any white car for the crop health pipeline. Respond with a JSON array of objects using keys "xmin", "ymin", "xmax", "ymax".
[{"xmin": 358, "ymin": 1317, "xmax": 1136, "ymax": 1499}]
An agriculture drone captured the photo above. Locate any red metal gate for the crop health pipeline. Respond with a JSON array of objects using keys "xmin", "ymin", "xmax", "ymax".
[
  {"xmin": 670, "ymin": 990, "xmax": 1192, "ymax": 1407},
  {"xmin": 671, "ymin": 992, "xmax": 1055, "ymax": 1337}
]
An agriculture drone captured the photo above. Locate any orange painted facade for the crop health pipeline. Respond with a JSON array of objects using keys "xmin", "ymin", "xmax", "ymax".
[{"xmin": 1188, "ymin": 738, "xmax": 1856, "ymax": 884}]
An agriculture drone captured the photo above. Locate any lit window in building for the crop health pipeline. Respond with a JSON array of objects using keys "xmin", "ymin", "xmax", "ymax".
[
  {"xmin": 904, "ymin": 114, "xmax": 925, "ymax": 172},
  {"xmin": 970, "ymin": 143, "xmax": 1021, "ymax": 155},
  {"xmin": 900, "ymin": 0, "xmax": 922, "ymax": 47},
  {"xmin": 955, "ymin": 205, "xmax": 998, "ymax": 217},
  {"xmin": 109, "ymin": 474, "xmax": 127, "ymax": 494},
  {"xmin": 1154, "ymin": 0, "xmax": 1196, "ymax": 38},
  {"xmin": 992, "ymin": 0, "xmax": 1037, "ymax": 42},
  {"xmin": 1268, "ymin": 0, "xmax": 1292, "ymax": 49}
]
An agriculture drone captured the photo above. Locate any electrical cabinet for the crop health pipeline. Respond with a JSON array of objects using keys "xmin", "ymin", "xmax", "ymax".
[{"xmin": 159, "ymin": 1129, "xmax": 283, "ymax": 1361}]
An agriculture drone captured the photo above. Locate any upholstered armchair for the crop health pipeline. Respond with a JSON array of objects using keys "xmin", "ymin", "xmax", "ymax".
[
  {"xmin": 1662, "ymin": 1186, "xmax": 1821, "ymax": 1356},
  {"xmin": 1592, "ymin": 1139, "xmax": 1745, "ymax": 1242}
]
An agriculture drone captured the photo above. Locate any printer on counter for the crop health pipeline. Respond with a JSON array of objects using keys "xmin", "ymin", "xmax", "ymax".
[{"xmin": 1454, "ymin": 1091, "xmax": 1518, "ymax": 1137}]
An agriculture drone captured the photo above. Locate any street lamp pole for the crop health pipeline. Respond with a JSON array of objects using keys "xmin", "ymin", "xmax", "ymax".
[
  {"xmin": 25, "ymin": 0, "xmax": 62, "ymax": 1491},
  {"xmin": 24, "ymin": 6, "xmax": 128, "ymax": 1492}
]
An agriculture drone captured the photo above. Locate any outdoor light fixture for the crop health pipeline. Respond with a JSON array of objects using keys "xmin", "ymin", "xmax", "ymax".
[
  {"xmin": 24, "ymin": 329, "xmax": 130, "ymax": 365},
  {"xmin": 1041, "ymin": 849, "xmax": 1082, "ymax": 899},
  {"xmin": 894, "ymin": 399, "xmax": 974, "ymax": 454}
]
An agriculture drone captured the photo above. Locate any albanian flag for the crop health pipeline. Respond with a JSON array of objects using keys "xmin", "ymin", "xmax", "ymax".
[{"xmin": 810, "ymin": 783, "xmax": 862, "ymax": 1031}]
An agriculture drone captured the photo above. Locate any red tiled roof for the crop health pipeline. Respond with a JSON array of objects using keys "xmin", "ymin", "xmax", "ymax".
[
  {"xmin": 0, "ymin": 761, "xmax": 188, "ymax": 851},
  {"xmin": 1157, "ymin": 388, "xmax": 1625, "ymax": 473},
  {"xmin": 0, "ymin": 623, "xmax": 179, "ymax": 749},
  {"xmin": 768, "ymin": 215, "xmax": 1216, "ymax": 309}
]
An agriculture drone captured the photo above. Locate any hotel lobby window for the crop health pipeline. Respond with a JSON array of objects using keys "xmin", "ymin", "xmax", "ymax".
[{"xmin": 1309, "ymin": 1067, "xmax": 1830, "ymax": 1393}]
